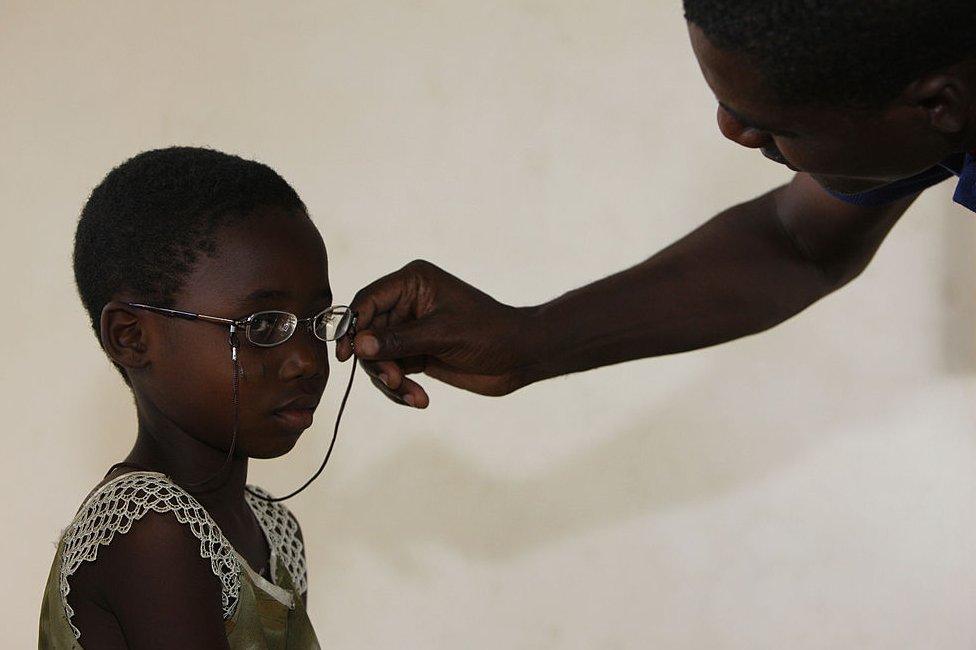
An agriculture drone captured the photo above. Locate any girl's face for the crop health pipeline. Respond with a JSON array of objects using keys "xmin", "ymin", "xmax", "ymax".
[{"xmin": 142, "ymin": 208, "xmax": 333, "ymax": 459}]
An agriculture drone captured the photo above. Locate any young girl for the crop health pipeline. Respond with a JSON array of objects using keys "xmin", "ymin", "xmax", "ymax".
[{"xmin": 38, "ymin": 147, "xmax": 352, "ymax": 649}]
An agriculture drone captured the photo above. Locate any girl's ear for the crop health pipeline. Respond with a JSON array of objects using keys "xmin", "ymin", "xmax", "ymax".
[{"xmin": 100, "ymin": 301, "xmax": 152, "ymax": 374}]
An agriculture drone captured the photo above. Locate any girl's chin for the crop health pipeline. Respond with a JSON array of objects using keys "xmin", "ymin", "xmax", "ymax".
[
  {"xmin": 243, "ymin": 430, "xmax": 305, "ymax": 459},
  {"xmin": 254, "ymin": 443, "xmax": 301, "ymax": 460}
]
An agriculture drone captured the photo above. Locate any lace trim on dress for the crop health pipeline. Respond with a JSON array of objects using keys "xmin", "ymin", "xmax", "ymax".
[
  {"xmin": 244, "ymin": 485, "xmax": 307, "ymax": 596},
  {"xmin": 58, "ymin": 472, "xmax": 242, "ymax": 640}
]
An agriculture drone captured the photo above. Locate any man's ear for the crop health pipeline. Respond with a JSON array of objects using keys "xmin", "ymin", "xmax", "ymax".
[
  {"xmin": 906, "ymin": 72, "xmax": 971, "ymax": 135},
  {"xmin": 100, "ymin": 301, "xmax": 152, "ymax": 374}
]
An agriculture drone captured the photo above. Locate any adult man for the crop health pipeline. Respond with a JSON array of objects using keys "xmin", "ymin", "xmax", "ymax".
[{"xmin": 337, "ymin": 1, "xmax": 976, "ymax": 408}]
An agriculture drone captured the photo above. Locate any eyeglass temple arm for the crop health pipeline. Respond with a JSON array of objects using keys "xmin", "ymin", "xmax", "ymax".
[
  {"xmin": 127, "ymin": 302, "xmax": 356, "ymax": 340},
  {"xmin": 126, "ymin": 303, "xmax": 237, "ymax": 326}
]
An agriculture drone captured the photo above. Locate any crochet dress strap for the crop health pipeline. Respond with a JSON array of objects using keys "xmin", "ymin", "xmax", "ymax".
[
  {"xmin": 58, "ymin": 471, "xmax": 241, "ymax": 640},
  {"xmin": 244, "ymin": 485, "xmax": 308, "ymax": 596}
]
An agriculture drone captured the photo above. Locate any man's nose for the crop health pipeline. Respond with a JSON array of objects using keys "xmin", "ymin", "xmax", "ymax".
[{"xmin": 716, "ymin": 105, "xmax": 772, "ymax": 150}]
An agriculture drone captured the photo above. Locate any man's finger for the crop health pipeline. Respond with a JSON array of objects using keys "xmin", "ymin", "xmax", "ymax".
[
  {"xmin": 358, "ymin": 358, "xmax": 405, "ymax": 390},
  {"xmin": 397, "ymin": 376, "xmax": 430, "ymax": 408},
  {"xmin": 368, "ymin": 375, "xmax": 408, "ymax": 405},
  {"xmin": 349, "ymin": 278, "xmax": 400, "ymax": 331},
  {"xmin": 399, "ymin": 355, "xmax": 428, "ymax": 375},
  {"xmin": 352, "ymin": 318, "xmax": 449, "ymax": 362},
  {"xmin": 336, "ymin": 336, "xmax": 354, "ymax": 362},
  {"xmin": 349, "ymin": 262, "xmax": 425, "ymax": 332},
  {"xmin": 357, "ymin": 357, "xmax": 431, "ymax": 407}
]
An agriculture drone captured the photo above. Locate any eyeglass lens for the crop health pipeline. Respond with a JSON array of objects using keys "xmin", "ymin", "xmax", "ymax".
[
  {"xmin": 315, "ymin": 306, "xmax": 353, "ymax": 341},
  {"xmin": 248, "ymin": 312, "xmax": 298, "ymax": 346}
]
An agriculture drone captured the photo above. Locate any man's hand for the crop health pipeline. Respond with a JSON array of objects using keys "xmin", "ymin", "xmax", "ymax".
[
  {"xmin": 337, "ymin": 260, "xmax": 534, "ymax": 407},
  {"xmin": 340, "ymin": 174, "xmax": 919, "ymax": 409}
]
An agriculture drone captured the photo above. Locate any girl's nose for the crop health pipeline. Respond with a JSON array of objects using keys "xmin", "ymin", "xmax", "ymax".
[
  {"xmin": 716, "ymin": 105, "xmax": 772, "ymax": 150},
  {"xmin": 278, "ymin": 331, "xmax": 328, "ymax": 382}
]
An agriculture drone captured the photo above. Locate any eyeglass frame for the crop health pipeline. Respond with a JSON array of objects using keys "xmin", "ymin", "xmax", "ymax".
[{"xmin": 124, "ymin": 302, "xmax": 357, "ymax": 353}]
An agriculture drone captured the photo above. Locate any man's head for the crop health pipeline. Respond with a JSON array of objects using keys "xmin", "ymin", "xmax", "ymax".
[
  {"xmin": 684, "ymin": 1, "xmax": 976, "ymax": 192},
  {"xmin": 75, "ymin": 147, "xmax": 333, "ymax": 458}
]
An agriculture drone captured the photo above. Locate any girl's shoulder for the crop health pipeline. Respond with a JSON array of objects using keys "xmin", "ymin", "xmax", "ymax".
[{"xmin": 56, "ymin": 471, "xmax": 242, "ymax": 639}]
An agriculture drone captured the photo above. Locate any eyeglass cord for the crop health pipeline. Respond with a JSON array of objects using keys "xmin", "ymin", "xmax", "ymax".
[
  {"xmin": 105, "ymin": 324, "xmax": 358, "ymax": 502},
  {"xmin": 245, "ymin": 346, "xmax": 358, "ymax": 503}
]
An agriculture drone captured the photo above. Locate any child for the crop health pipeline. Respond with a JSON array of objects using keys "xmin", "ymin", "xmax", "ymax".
[{"xmin": 38, "ymin": 147, "xmax": 351, "ymax": 648}]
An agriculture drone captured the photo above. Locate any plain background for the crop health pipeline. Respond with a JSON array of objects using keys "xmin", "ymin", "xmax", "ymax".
[{"xmin": 3, "ymin": 2, "xmax": 976, "ymax": 648}]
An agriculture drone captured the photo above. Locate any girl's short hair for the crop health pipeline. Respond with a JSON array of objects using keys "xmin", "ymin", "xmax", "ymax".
[{"xmin": 73, "ymin": 146, "xmax": 306, "ymax": 385}]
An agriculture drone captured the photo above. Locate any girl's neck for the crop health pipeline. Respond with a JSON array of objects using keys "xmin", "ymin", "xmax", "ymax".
[{"xmin": 121, "ymin": 398, "xmax": 249, "ymax": 512}]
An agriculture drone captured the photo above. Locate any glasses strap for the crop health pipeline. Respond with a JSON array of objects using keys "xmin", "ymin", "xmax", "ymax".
[
  {"xmin": 180, "ymin": 326, "xmax": 243, "ymax": 492},
  {"xmin": 249, "ymin": 326, "xmax": 358, "ymax": 502},
  {"xmin": 246, "ymin": 355, "xmax": 357, "ymax": 503}
]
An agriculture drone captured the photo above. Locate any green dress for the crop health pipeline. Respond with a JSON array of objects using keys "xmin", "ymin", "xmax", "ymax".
[{"xmin": 37, "ymin": 471, "xmax": 321, "ymax": 649}]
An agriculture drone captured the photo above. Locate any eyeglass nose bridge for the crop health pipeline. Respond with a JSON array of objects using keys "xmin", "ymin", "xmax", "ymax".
[{"xmin": 296, "ymin": 314, "xmax": 321, "ymax": 340}]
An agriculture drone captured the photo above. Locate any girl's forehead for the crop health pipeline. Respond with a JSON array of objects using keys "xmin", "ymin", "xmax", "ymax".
[{"xmin": 178, "ymin": 210, "xmax": 331, "ymax": 310}]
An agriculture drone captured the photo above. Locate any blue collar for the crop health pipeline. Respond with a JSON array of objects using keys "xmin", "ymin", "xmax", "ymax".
[{"xmin": 955, "ymin": 153, "xmax": 976, "ymax": 212}]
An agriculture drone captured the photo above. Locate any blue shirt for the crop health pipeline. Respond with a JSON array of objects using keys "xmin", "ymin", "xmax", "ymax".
[{"xmin": 827, "ymin": 152, "xmax": 976, "ymax": 212}]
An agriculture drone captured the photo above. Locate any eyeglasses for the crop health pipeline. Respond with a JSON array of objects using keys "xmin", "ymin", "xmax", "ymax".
[{"xmin": 125, "ymin": 302, "xmax": 357, "ymax": 348}]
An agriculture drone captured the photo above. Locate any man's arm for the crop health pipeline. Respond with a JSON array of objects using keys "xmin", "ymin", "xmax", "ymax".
[
  {"xmin": 519, "ymin": 173, "xmax": 917, "ymax": 383},
  {"xmin": 339, "ymin": 173, "xmax": 918, "ymax": 404}
]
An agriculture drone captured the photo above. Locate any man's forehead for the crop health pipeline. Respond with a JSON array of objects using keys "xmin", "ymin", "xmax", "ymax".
[
  {"xmin": 689, "ymin": 23, "xmax": 772, "ymax": 109},
  {"xmin": 689, "ymin": 22, "xmax": 834, "ymax": 135}
]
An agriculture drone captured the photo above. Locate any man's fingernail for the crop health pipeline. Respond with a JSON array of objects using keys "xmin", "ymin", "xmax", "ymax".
[
  {"xmin": 403, "ymin": 395, "xmax": 417, "ymax": 407},
  {"xmin": 359, "ymin": 335, "xmax": 379, "ymax": 356},
  {"xmin": 379, "ymin": 374, "xmax": 391, "ymax": 388}
]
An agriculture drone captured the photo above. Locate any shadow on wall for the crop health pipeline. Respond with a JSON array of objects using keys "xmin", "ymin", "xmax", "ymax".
[{"xmin": 315, "ymin": 358, "xmax": 901, "ymax": 571}]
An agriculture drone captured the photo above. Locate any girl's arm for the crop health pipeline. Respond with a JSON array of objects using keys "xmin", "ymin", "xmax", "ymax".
[{"xmin": 69, "ymin": 511, "xmax": 230, "ymax": 649}]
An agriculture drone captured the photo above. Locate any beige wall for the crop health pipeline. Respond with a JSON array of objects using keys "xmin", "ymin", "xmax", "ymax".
[{"xmin": 4, "ymin": 2, "xmax": 975, "ymax": 647}]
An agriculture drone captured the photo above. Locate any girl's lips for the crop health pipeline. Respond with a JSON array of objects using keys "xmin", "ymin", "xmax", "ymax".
[{"xmin": 274, "ymin": 408, "xmax": 314, "ymax": 432}]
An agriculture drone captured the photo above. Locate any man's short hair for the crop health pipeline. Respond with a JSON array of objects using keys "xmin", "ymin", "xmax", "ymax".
[{"xmin": 684, "ymin": 0, "xmax": 976, "ymax": 107}]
